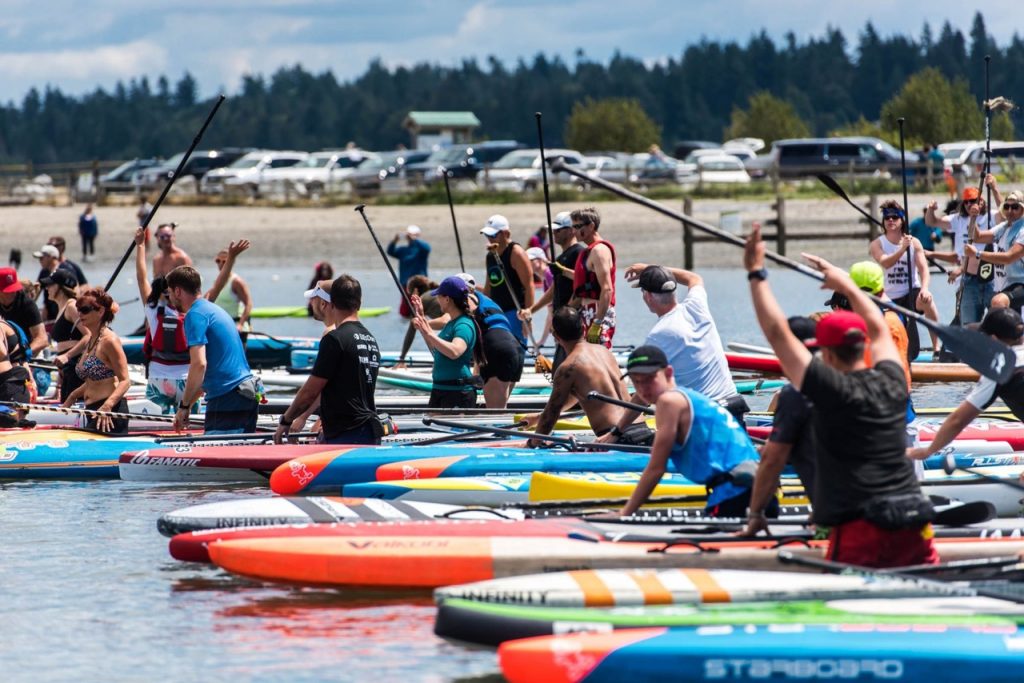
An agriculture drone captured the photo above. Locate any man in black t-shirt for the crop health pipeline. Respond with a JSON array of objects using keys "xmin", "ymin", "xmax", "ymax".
[
  {"xmin": 744, "ymin": 224, "xmax": 938, "ymax": 569},
  {"xmin": 525, "ymin": 211, "xmax": 584, "ymax": 369},
  {"xmin": 741, "ymin": 316, "xmax": 818, "ymax": 536},
  {"xmin": 274, "ymin": 275, "xmax": 381, "ymax": 445},
  {"xmin": 0, "ymin": 268, "xmax": 46, "ymax": 355}
]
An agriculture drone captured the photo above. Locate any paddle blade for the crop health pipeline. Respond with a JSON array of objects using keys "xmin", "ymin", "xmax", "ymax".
[
  {"xmin": 934, "ymin": 324, "xmax": 1016, "ymax": 383},
  {"xmin": 816, "ymin": 173, "xmax": 849, "ymax": 201},
  {"xmin": 933, "ymin": 500, "xmax": 995, "ymax": 527}
]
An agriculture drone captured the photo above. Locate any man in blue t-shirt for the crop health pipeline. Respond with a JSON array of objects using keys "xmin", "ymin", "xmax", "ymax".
[
  {"xmin": 387, "ymin": 225, "xmax": 431, "ymax": 317},
  {"xmin": 167, "ymin": 265, "xmax": 259, "ymax": 434}
]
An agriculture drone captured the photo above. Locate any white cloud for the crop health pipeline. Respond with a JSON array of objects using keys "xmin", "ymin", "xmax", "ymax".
[{"xmin": 0, "ymin": 40, "xmax": 168, "ymax": 90}]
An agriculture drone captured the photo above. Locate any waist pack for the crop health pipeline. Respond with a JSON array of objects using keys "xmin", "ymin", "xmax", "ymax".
[
  {"xmin": 618, "ymin": 422, "xmax": 655, "ymax": 447},
  {"xmin": 861, "ymin": 493, "xmax": 935, "ymax": 530},
  {"xmin": 370, "ymin": 413, "xmax": 397, "ymax": 439}
]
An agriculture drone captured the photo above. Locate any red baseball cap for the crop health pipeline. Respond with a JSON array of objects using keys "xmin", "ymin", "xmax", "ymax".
[
  {"xmin": 811, "ymin": 310, "xmax": 867, "ymax": 347},
  {"xmin": 962, "ymin": 186, "xmax": 980, "ymax": 201},
  {"xmin": 0, "ymin": 268, "xmax": 21, "ymax": 294}
]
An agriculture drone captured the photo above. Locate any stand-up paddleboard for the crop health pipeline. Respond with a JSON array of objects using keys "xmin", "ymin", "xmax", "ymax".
[
  {"xmin": 0, "ymin": 431, "xmax": 156, "ymax": 478},
  {"xmin": 250, "ymin": 305, "xmax": 390, "ymax": 319},
  {"xmin": 432, "ymin": 566, "xmax": 966, "ymax": 609},
  {"xmin": 341, "ymin": 476, "xmax": 534, "ymax": 506},
  {"xmin": 118, "ymin": 443, "xmax": 335, "ymax": 483},
  {"xmin": 727, "ymin": 352, "xmax": 982, "ymax": 383},
  {"xmin": 438, "ymin": 596, "xmax": 1024, "ymax": 647},
  {"xmin": 268, "ymin": 446, "xmax": 660, "ymax": 495},
  {"xmin": 923, "ymin": 465, "xmax": 1024, "ymax": 516},
  {"xmin": 122, "ymin": 334, "xmax": 319, "ymax": 368},
  {"xmin": 498, "ymin": 624, "xmax": 1024, "ymax": 683},
  {"xmin": 527, "ymin": 471, "xmax": 807, "ymax": 504}
]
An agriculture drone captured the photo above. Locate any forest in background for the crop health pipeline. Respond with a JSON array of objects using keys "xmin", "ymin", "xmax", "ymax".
[{"xmin": 1, "ymin": 13, "xmax": 1021, "ymax": 163}]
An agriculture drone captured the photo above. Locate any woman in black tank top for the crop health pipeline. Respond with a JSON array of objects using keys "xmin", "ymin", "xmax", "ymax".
[{"xmin": 44, "ymin": 269, "xmax": 85, "ymax": 402}]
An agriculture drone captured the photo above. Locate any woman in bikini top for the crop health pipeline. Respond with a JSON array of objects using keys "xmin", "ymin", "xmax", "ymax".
[{"xmin": 61, "ymin": 287, "xmax": 130, "ymax": 433}]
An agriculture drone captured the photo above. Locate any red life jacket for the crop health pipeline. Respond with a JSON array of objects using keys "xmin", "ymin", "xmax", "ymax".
[
  {"xmin": 143, "ymin": 305, "xmax": 189, "ymax": 365},
  {"xmin": 573, "ymin": 239, "xmax": 616, "ymax": 305}
]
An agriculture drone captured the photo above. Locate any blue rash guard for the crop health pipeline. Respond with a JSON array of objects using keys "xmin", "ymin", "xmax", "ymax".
[{"xmin": 667, "ymin": 386, "xmax": 759, "ymax": 507}]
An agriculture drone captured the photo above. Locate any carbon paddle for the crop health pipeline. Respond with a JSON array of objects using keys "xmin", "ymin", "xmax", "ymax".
[
  {"xmin": 942, "ymin": 451, "xmax": 1024, "ymax": 493},
  {"xmin": 440, "ymin": 166, "xmax": 466, "ymax": 272},
  {"xmin": 550, "ymin": 158, "xmax": 1014, "ymax": 383}
]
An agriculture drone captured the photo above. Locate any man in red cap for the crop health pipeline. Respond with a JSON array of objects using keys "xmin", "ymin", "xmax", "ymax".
[
  {"xmin": 744, "ymin": 224, "xmax": 938, "ymax": 568},
  {"xmin": 0, "ymin": 268, "xmax": 47, "ymax": 355},
  {"xmin": 925, "ymin": 175, "xmax": 1002, "ymax": 325}
]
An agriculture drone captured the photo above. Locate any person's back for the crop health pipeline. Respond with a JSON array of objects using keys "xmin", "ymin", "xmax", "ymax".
[
  {"xmin": 315, "ymin": 319, "xmax": 380, "ymax": 441},
  {"xmin": 185, "ymin": 298, "xmax": 250, "ymax": 398},
  {"xmin": 563, "ymin": 339, "xmax": 631, "ymax": 435}
]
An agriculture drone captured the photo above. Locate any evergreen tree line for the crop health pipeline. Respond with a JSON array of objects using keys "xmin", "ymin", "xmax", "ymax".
[{"xmin": 2, "ymin": 12, "xmax": 1022, "ymax": 164}]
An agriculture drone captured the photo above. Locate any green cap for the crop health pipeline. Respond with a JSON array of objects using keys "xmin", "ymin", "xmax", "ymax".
[{"xmin": 849, "ymin": 261, "xmax": 884, "ymax": 295}]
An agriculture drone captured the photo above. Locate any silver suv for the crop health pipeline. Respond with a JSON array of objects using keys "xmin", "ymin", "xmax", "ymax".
[{"xmin": 200, "ymin": 150, "xmax": 309, "ymax": 196}]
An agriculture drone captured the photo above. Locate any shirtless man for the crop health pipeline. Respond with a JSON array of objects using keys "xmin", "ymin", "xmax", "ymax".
[
  {"xmin": 526, "ymin": 307, "xmax": 648, "ymax": 446},
  {"xmin": 569, "ymin": 207, "xmax": 616, "ymax": 346},
  {"xmin": 153, "ymin": 223, "xmax": 192, "ymax": 278}
]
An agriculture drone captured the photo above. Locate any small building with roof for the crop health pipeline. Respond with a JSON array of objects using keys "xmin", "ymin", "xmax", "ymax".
[{"xmin": 403, "ymin": 111, "xmax": 481, "ymax": 150}]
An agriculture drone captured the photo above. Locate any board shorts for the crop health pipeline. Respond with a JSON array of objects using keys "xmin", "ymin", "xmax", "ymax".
[
  {"xmin": 578, "ymin": 302, "xmax": 616, "ymax": 348},
  {"xmin": 827, "ymin": 518, "xmax": 939, "ymax": 569},
  {"xmin": 428, "ymin": 388, "xmax": 477, "ymax": 409},
  {"xmin": 480, "ymin": 328, "xmax": 525, "ymax": 383},
  {"xmin": 146, "ymin": 377, "xmax": 188, "ymax": 414}
]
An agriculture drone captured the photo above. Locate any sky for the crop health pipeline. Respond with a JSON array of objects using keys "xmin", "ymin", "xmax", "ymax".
[{"xmin": 0, "ymin": 1, "xmax": 1018, "ymax": 103}]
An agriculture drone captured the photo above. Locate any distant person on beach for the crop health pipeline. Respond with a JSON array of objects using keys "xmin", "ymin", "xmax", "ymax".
[
  {"xmin": 78, "ymin": 204, "xmax": 98, "ymax": 262},
  {"xmin": 307, "ymin": 262, "xmax": 334, "ymax": 316},
  {"xmin": 152, "ymin": 223, "xmax": 192, "ymax": 278},
  {"xmin": 388, "ymin": 226, "xmax": 431, "ymax": 317},
  {"xmin": 569, "ymin": 207, "xmax": 616, "ymax": 347}
]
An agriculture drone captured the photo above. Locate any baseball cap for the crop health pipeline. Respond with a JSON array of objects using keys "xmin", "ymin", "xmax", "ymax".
[
  {"xmin": 33, "ymin": 245, "xmax": 59, "ymax": 259},
  {"xmin": 406, "ymin": 225, "xmax": 422, "ymax": 236},
  {"xmin": 962, "ymin": 186, "xmax": 980, "ymax": 201},
  {"xmin": 480, "ymin": 214, "xmax": 510, "ymax": 237},
  {"xmin": 39, "ymin": 269, "xmax": 78, "ymax": 289},
  {"xmin": 632, "ymin": 265, "xmax": 678, "ymax": 293},
  {"xmin": 303, "ymin": 285, "xmax": 332, "ymax": 303},
  {"xmin": 431, "ymin": 275, "xmax": 470, "ymax": 299},
  {"xmin": 526, "ymin": 247, "xmax": 547, "ymax": 261},
  {"xmin": 849, "ymin": 261, "xmax": 884, "ymax": 295},
  {"xmin": 455, "ymin": 272, "xmax": 477, "ymax": 288},
  {"xmin": 0, "ymin": 268, "xmax": 21, "ymax": 294},
  {"xmin": 622, "ymin": 345, "xmax": 669, "ymax": 377},
  {"xmin": 1005, "ymin": 191, "xmax": 1024, "ymax": 205},
  {"xmin": 811, "ymin": 311, "xmax": 867, "ymax": 348},
  {"xmin": 980, "ymin": 307, "xmax": 1024, "ymax": 340},
  {"xmin": 552, "ymin": 211, "xmax": 572, "ymax": 230},
  {"xmin": 787, "ymin": 316, "xmax": 818, "ymax": 348}
]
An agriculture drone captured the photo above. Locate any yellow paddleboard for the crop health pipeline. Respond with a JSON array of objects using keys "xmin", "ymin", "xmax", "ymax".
[
  {"xmin": 528, "ymin": 471, "xmax": 808, "ymax": 505},
  {"xmin": 514, "ymin": 415, "xmax": 657, "ymax": 431}
]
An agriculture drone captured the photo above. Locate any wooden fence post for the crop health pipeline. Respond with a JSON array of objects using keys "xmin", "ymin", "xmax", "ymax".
[{"xmin": 682, "ymin": 197, "xmax": 694, "ymax": 270}]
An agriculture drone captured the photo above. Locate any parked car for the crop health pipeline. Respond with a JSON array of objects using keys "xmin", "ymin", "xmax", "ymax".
[
  {"xmin": 958, "ymin": 141, "xmax": 1023, "ymax": 178},
  {"xmin": 627, "ymin": 153, "xmax": 680, "ymax": 186},
  {"xmin": 411, "ymin": 140, "xmax": 526, "ymax": 188},
  {"xmin": 136, "ymin": 148, "xmax": 252, "ymax": 192},
  {"xmin": 679, "ymin": 154, "xmax": 751, "ymax": 187},
  {"xmin": 746, "ymin": 137, "xmax": 918, "ymax": 179},
  {"xmin": 938, "ymin": 140, "xmax": 983, "ymax": 171},
  {"xmin": 480, "ymin": 148, "xmax": 586, "ymax": 192},
  {"xmin": 676, "ymin": 148, "xmax": 727, "ymax": 177},
  {"xmin": 350, "ymin": 150, "xmax": 431, "ymax": 197},
  {"xmin": 201, "ymin": 150, "xmax": 309, "ymax": 195},
  {"xmin": 673, "ymin": 140, "xmax": 719, "ymax": 160},
  {"xmin": 98, "ymin": 158, "xmax": 163, "ymax": 193},
  {"xmin": 581, "ymin": 156, "xmax": 629, "ymax": 187},
  {"xmin": 257, "ymin": 149, "xmax": 377, "ymax": 197}
]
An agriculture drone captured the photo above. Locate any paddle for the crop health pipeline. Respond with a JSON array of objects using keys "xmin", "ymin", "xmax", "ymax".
[
  {"xmin": 535, "ymin": 112, "xmax": 557, "ymax": 263},
  {"xmin": 815, "ymin": 173, "xmax": 948, "ymax": 275},
  {"xmin": 420, "ymin": 416, "xmax": 653, "ymax": 453},
  {"xmin": 942, "ymin": 451, "xmax": 1024, "ymax": 493},
  {"xmin": 488, "ymin": 241, "xmax": 551, "ymax": 372},
  {"xmin": 439, "ymin": 166, "xmax": 466, "ymax": 272},
  {"xmin": 355, "ymin": 205, "xmax": 416, "ymax": 315},
  {"xmin": 549, "ymin": 158, "xmax": 1015, "ymax": 384},
  {"xmin": 777, "ymin": 550, "xmax": 1024, "ymax": 603},
  {"xmin": 154, "ymin": 431, "xmax": 318, "ymax": 443},
  {"xmin": 104, "ymin": 95, "xmax": 226, "ymax": 291},
  {"xmin": 897, "ymin": 118, "xmax": 915, "ymax": 291},
  {"xmin": 412, "ymin": 420, "xmax": 527, "ymax": 447}
]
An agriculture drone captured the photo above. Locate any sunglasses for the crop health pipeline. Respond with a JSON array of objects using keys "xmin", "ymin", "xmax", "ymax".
[
  {"xmin": 78, "ymin": 304, "xmax": 98, "ymax": 314},
  {"xmin": 1004, "ymin": 203, "xmax": 1022, "ymax": 211},
  {"xmin": 963, "ymin": 198, "xmax": 980, "ymax": 205},
  {"xmin": 881, "ymin": 211, "xmax": 904, "ymax": 220},
  {"xmin": 157, "ymin": 234, "xmax": 173, "ymax": 241}
]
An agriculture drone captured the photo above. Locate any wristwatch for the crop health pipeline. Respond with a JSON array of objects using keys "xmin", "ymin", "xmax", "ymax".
[
  {"xmin": 747, "ymin": 268, "xmax": 768, "ymax": 282},
  {"xmin": 746, "ymin": 507, "xmax": 767, "ymax": 521},
  {"xmin": 609, "ymin": 425, "xmax": 624, "ymax": 438},
  {"xmin": 178, "ymin": 401, "xmax": 190, "ymax": 411},
  {"xmin": 279, "ymin": 415, "xmax": 291, "ymax": 427}
]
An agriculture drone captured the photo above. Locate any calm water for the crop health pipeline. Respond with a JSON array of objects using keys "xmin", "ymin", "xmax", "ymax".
[{"xmin": 2, "ymin": 262, "xmax": 974, "ymax": 681}]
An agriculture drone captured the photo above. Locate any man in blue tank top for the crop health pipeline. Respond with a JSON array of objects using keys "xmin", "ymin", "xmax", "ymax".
[{"xmin": 619, "ymin": 345, "xmax": 762, "ymax": 518}]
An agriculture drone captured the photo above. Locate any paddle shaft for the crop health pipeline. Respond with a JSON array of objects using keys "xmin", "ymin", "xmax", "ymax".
[
  {"xmin": 440, "ymin": 167, "xmax": 466, "ymax": 272},
  {"xmin": 0, "ymin": 400, "xmax": 197, "ymax": 423},
  {"xmin": 105, "ymin": 95, "xmax": 226, "ymax": 291},
  {"xmin": 355, "ymin": 205, "xmax": 416, "ymax": 313},
  {"xmin": 489, "ymin": 247, "xmax": 543, "ymax": 355},
  {"xmin": 155, "ymin": 431, "xmax": 318, "ymax": 443},
  {"xmin": 421, "ymin": 416, "xmax": 652, "ymax": 452},
  {"xmin": 535, "ymin": 112, "xmax": 557, "ymax": 263},
  {"xmin": 412, "ymin": 420, "xmax": 526, "ymax": 447},
  {"xmin": 550, "ymin": 158, "xmax": 1013, "ymax": 383},
  {"xmin": 897, "ymin": 118, "xmax": 914, "ymax": 294}
]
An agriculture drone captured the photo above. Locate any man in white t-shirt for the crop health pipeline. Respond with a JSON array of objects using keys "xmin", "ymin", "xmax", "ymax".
[{"xmin": 598, "ymin": 264, "xmax": 745, "ymax": 445}]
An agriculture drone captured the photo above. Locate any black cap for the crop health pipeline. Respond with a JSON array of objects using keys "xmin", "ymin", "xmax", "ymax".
[
  {"xmin": 980, "ymin": 307, "xmax": 1024, "ymax": 341},
  {"xmin": 632, "ymin": 265, "xmax": 677, "ymax": 293},
  {"xmin": 824, "ymin": 292, "xmax": 851, "ymax": 310},
  {"xmin": 39, "ymin": 268, "xmax": 78, "ymax": 289},
  {"xmin": 787, "ymin": 316, "xmax": 818, "ymax": 346},
  {"xmin": 622, "ymin": 345, "xmax": 669, "ymax": 377}
]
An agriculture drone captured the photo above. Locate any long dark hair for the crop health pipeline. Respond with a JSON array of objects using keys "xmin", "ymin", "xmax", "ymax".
[
  {"xmin": 148, "ymin": 276, "xmax": 168, "ymax": 307},
  {"xmin": 449, "ymin": 292, "xmax": 487, "ymax": 366},
  {"xmin": 308, "ymin": 262, "xmax": 334, "ymax": 291}
]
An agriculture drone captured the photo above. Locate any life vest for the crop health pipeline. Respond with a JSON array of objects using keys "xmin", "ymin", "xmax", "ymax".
[
  {"xmin": 143, "ymin": 305, "xmax": 190, "ymax": 365},
  {"xmin": 2, "ymin": 320, "xmax": 30, "ymax": 364},
  {"xmin": 573, "ymin": 239, "xmax": 617, "ymax": 305}
]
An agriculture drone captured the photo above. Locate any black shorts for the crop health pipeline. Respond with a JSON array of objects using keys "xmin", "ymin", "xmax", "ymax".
[
  {"xmin": 428, "ymin": 388, "xmax": 477, "ymax": 409},
  {"xmin": 0, "ymin": 365, "xmax": 31, "ymax": 404},
  {"xmin": 86, "ymin": 397, "xmax": 129, "ymax": 435},
  {"xmin": 480, "ymin": 328, "xmax": 525, "ymax": 383},
  {"xmin": 1000, "ymin": 283, "xmax": 1024, "ymax": 313}
]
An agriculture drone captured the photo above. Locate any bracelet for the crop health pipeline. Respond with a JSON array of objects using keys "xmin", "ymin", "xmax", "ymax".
[
  {"xmin": 746, "ymin": 508, "xmax": 767, "ymax": 521},
  {"xmin": 747, "ymin": 268, "xmax": 768, "ymax": 282},
  {"xmin": 609, "ymin": 425, "xmax": 623, "ymax": 438},
  {"xmin": 178, "ymin": 401, "xmax": 191, "ymax": 411}
]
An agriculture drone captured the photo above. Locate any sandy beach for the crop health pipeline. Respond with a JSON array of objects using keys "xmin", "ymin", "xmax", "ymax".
[{"xmin": 0, "ymin": 195, "xmax": 906, "ymax": 275}]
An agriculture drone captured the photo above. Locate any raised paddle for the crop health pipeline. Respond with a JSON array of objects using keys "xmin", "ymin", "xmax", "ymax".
[
  {"xmin": 355, "ymin": 204, "xmax": 416, "ymax": 314},
  {"xmin": 815, "ymin": 173, "xmax": 948, "ymax": 275},
  {"xmin": 104, "ymin": 95, "xmax": 226, "ymax": 291},
  {"xmin": 535, "ymin": 112, "xmax": 557, "ymax": 263},
  {"xmin": 440, "ymin": 166, "xmax": 466, "ymax": 272},
  {"xmin": 549, "ymin": 158, "xmax": 1015, "ymax": 384},
  {"xmin": 897, "ymin": 118, "xmax": 915, "ymax": 297}
]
